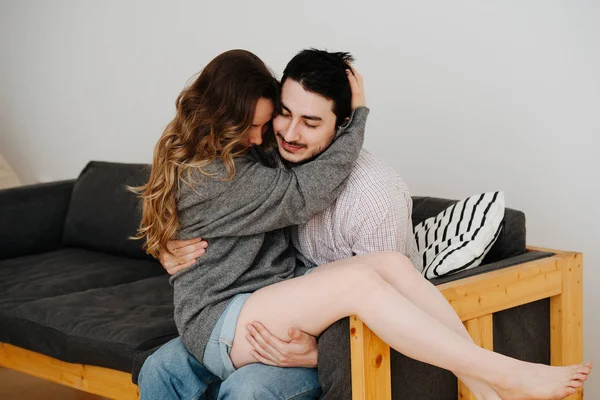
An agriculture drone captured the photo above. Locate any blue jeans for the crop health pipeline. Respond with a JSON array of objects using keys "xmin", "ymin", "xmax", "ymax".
[{"xmin": 139, "ymin": 337, "xmax": 321, "ymax": 400}]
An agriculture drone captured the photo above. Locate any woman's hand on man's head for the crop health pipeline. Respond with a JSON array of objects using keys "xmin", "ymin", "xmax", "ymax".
[{"xmin": 347, "ymin": 65, "xmax": 365, "ymax": 110}]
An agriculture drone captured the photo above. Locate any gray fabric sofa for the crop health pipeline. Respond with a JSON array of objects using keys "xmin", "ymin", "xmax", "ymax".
[{"xmin": 0, "ymin": 160, "xmax": 554, "ymax": 399}]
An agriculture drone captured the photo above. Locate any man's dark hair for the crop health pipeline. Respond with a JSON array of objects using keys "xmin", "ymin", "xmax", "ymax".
[{"xmin": 281, "ymin": 49, "xmax": 354, "ymax": 127}]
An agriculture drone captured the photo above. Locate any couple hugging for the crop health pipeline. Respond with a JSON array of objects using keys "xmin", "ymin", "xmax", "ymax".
[{"xmin": 135, "ymin": 48, "xmax": 591, "ymax": 400}]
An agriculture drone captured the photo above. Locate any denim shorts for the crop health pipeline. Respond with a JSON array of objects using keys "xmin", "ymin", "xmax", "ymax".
[{"xmin": 203, "ymin": 293, "xmax": 251, "ymax": 381}]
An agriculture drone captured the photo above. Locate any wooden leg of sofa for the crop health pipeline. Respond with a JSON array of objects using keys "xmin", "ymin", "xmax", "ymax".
[
  {"xmin": 350, "ymin": 316, "xmax": 391, "ymax": 400},
  {"xmin": 550, "ymin": 252, "xmax": 584, "ymax": 399},
  {"xmin": 458, "ymin": 314, "xmax": 494, "ymax": 400}
]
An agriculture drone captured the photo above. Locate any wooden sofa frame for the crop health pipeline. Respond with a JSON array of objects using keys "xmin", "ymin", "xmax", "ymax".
[{"xmin": 0, "ymin": 247, "xmax": 584, "ymax": 400}]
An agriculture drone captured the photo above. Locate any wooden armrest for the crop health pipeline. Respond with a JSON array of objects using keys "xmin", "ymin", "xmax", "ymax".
[{"xmin": 350, "ymin": 249, "xmax": 583, "ymax": 400}]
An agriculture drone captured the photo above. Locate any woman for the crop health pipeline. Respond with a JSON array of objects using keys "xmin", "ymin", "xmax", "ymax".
[{"xmin": 136, "ymin": 49, "xmax": 591, "ymax": 400}]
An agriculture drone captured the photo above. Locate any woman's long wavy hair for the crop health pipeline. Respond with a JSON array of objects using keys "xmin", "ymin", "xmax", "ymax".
[{"xmin": 132, "ymin": 49, "xmax": 280, "ymax": 259}]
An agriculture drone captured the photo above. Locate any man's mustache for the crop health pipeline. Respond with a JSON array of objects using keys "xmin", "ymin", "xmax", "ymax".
[{"xmin": 277, "ymin": 133, "xmax": 306, "ymax": 148}]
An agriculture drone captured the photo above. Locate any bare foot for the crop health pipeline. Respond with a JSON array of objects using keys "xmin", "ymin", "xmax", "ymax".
[{"xmin": 494, "ymin": 362, "xmax": 592, "ymax": 400}]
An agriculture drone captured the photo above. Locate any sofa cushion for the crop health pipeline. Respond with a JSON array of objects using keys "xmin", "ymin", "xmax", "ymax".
[
  {"xmin": 1, "ymin": 275, "xmax": 177, "ymax": 374},
  {"xmin": 63, "ymin": 161, "xmax": 152, "ymax": 259},
  {"xmin": 0, "ymin": 248, "xmax": 164, "ymax": 314},
  {"xmin": 412, "ymin": 196, "xmax": 526, "ymax": 264},
  {"xmin": 414, "ymin": 192, "xmax": 505, "ymax": 278}
]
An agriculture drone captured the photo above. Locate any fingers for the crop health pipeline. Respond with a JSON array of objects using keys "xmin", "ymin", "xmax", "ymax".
[
  {"xmin": 164, "ymin": 239, "xmax": 207, "ymax": 266},
  {"xmin": 246, "ymin": 327, "xmax": 285, "ymax": 366},
  {"xmin": 159, "ymin": 239, "xmax": 207, "ymax": 275},
  {"xmin": 288, "ymin": 327, "xmax": 312, "ymax": 342},
  {"xmin": 248, "ymin": 322, "xmax": 287, "ymax": 353},
  {"xmin": 164, "ymin": 259, "xmax": 196, "ymax": 276},
  {"xmin": 288, "ymin": 327, "xmax": 300, "ymax": 340},
  {"xmin": 346, "ymin": 68, "xmax": 359, "ymax": 92},
  {"xmin": 174, "ymin": 243, "xmax": 206, "ymax": 261},
  {"xmin": 346, "ymin": 65, "xmax": 366, "ymax": 109},
  {"xmin": 249, "ymin": 349, "xmax": 277, "ymax": 366},
  {"xmin": 347, "ymin": 65, "xmax": 363, "ymax": 85}
]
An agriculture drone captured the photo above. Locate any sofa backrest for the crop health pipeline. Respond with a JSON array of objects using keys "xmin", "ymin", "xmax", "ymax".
[
  {"xmin": 411, "ymin": 196, "xmax": 526, "ymax": 264},
  {"xmin": 63, "ymin": 161, "xmax": 153, "ymax": 260},
  {"xmin": 62, "ymin": 161, "xmax": 526, "ymax": 265}
]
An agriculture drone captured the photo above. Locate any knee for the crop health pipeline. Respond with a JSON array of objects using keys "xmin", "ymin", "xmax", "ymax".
[
  {"xmin": 378, "ymin": 251, "xmax": 411, "ymax": 267},
  {"xmin": 219, "ymin": 365, "xmax": 320, "ymax": 400},
  {"xmin": 347, "ymin": 252, "xmax": 417, "ymax": 292},
  {"xmin": 375, "ymin": 251, "xmax": 419, "ymax": 276},
  {"xmin": 218, "ymin": 367, "xmax": 270, "ymax": 399},
  {"xmin": 344, "ymin": 263, "xmax": 386, "ymax": 294},
  {"xmin": 139, "ymin": 338, "xmax": 192, "ymax": 382}
]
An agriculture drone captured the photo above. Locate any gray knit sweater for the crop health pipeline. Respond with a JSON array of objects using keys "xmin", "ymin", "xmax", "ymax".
[{"xmin": 172, "ymin": 107, "xmax": 369, "ymax": 362}]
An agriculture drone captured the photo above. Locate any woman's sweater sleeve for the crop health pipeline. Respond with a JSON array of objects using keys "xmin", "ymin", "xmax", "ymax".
[{"xmin": 178, "ymin": 107, "xmax": 369, "ymax": 238}]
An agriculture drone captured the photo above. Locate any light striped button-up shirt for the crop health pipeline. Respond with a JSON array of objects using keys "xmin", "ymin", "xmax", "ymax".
[{"xmin": 288, "ymin": 149, "xmax": 423, "ymax": 273}]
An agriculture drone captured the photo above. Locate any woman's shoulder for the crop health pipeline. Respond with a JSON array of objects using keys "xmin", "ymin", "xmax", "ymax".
[{"xmin": 177, "ymin": 156, "xmax": 257, "ymax": 198}]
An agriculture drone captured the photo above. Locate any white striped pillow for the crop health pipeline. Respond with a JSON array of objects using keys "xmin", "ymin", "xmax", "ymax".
[{"xmin": 414, "ymin": 191, "xmax": 505, "ymax": 279}]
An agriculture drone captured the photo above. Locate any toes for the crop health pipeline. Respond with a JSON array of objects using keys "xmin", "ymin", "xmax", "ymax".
[
  {"xmin": 573, "ymin": 373, "xmax": 588, "ymax": 382},
  {"xmin": 568, "ymin": 380, "xmax": 584, "ymax": 389},
  {"xmin": 573, "ymin": 363, "xmax": 591, "ymax": 375}
]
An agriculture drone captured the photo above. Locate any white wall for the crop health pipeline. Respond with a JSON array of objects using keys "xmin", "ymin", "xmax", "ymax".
[{"xmin": 1, "ymin": 0, "xmax": 599, "ymax": 393}]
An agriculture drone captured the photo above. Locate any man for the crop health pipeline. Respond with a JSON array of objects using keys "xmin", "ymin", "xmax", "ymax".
[{"xmin": 139, "ymin": 49, "xmax": 422, "ymax": 399}]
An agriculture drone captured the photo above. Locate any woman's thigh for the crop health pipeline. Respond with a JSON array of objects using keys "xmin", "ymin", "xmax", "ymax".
[{"xmin": 229, "ymin": 251, "xmax": 398, "ymax": 368}]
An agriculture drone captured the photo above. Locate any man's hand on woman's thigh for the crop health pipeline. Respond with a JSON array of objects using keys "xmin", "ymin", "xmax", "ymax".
[
  {"xmin": 246, "ymin": 321, "xmax": 318, "ymax": 368},
  {"xmin": 158, "ymin": 239, "xmax": 318, "ymax": 368}
]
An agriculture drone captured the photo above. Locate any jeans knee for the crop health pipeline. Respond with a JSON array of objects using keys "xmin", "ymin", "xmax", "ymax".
[
  {"xmin": 218, "ymin": 365, "xmax": 320, "ymax": 400},
  {"xmin": 139, "ymin": 338, "xmax": 194, "ymax": 383},
  {"xmin": 139, "ymin": 338, "xmax": 217, "ymax": 400},
  {"xmin": 139, "ymin": 352, "xmax": 162, "ymax": 383},
  {"xmin": 219, "ymin": 375, "xmax": 266, "ymax": 399}
]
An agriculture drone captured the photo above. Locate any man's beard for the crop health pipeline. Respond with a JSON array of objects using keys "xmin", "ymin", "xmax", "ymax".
[{"xmin": 276, "ymin": 132, "xmax": 334, "ymax": 167}]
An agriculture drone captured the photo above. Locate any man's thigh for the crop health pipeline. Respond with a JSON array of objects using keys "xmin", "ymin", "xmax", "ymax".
[
  {"xmin": 139, "ymin": 337, "xmax": 221, "ymax": 400},
  {"xmin": 218, "ymin": 363, "xmax": 321, "ymax": 400}
]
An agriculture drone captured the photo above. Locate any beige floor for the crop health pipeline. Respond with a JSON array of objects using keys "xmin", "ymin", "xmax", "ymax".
[{"xmin": 0, "ymin": 367, "xmax": 107, "ymax": 400}]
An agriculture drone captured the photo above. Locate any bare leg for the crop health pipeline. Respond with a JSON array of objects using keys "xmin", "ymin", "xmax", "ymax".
[
  {"xmin": 348, "ymin": 252, "xmax": 500, "ymax": 399},
  {"xmin": 364, "ymin": 253, "xmax": 592, "ymax": 399},
  {"xmin": 229, "ymin": 252, "xmax": 591, "ymax": 400}
]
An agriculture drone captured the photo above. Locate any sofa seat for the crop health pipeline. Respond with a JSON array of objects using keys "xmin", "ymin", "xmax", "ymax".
[
  {"xmin": 0, "ymin": 247, "xmax": 164, "ymax": 313},
  {"xmin": 1, "ymin": 274, "xmax": 177, "ymax": 373}
]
